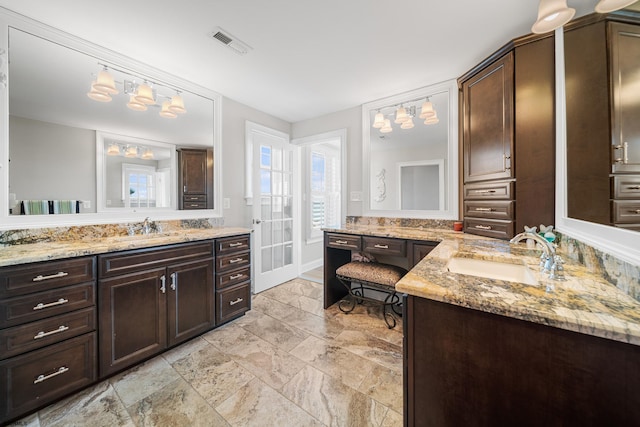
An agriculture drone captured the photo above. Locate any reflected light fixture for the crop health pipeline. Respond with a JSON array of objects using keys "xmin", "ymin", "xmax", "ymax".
[
  {"xmin": 107, "ymin": 143, "xmax": 121, "ymax": 156},
  {"xmin": 372, "ymin": 111, "xmax": 385, "ymax": 128},
  {"xmin": 400, "ymin": 117, "xmax": 415, "ymax": 129},
  {"xmin": 394, "ymin": 106, "xmax": 409, "ymax": 124},
  {"xmin": 419, "ymin": 98, "xmax": 436, "ymax": 119},
  {"xmin": 531, "ymin": 0, "xmax": 575, "ymax": 34},
  {"xmin": 595, "ymin": 0, "xmax": 638, "ymax": 13},
  {"xmin": 92, "ymin": 67, "xmax": 118, "ymax": 95},
  {"xmin": 125, "ymin": 146, "xmax": 138, "ymax": 158},
  {"xmin": 424, "ymin": 112, "xmax": 440, "ymax": 125},
  {"xmin": 87, "ymin": 89, "xmax": 112, "ymax": 102},
  {"xmin": 134, "ymin": 82, "xmax": 155, "ymax": 105},
  {"xmin": 141, "ymin": 148, "xmax": 154, "ymax": 160},
  {"xmin": 127, "ymin": 94, "xmax": 147, "ymax": 111},
  {"xmin": 168, "ymin": 93, "xmax": 187, "ymax": 114},
  {"xmin": 380, "ymin": 119, "xmax": 393, "ymax": 133},
  {"xmin": 159, "ymin": 101, "xmax": 178, "ymax": 118}
]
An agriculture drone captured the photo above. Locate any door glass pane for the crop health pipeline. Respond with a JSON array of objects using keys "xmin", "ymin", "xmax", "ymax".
[
  {"xmin": 261, "ymin": 197, "xmax": 272, "ymax": 221},
  {"xmin": 260, "ymin": 145, "xmax": 271, "ymax": 168},
  {"xmin": 274, "ymin": 244, "xmax": 283, "ymax": 269},
  {"xmin": 283, "ymin": 172, "xmax": 291, "ymax": 196},
  {"xmin": 261, "ymin": 247, "xmax": 272, "ymax": 273},
  {"xmin": 260, "ymin": 170, "xmax": 271, "ymax": 195},
  {"xmin": 284, "ymin": 149, "xmax": 292, "ymax": 173},
  {"xmin": 272, "ymin": 171, "xmax": 283, "ymax": 196},
  {"xmin": 283, "ymin": 219, "xmax": 292, "ymax": 243},
  {"xmin": 261, "ymin": 221, "xmax": 272, "ymax": 246},
  {"xmin": 273, "ymin": 220, "xmax": 283, "ymax": 244},
  {"xmin": 283, "ymin": 196, "xmax": 293, "ymax": 219},
  {"xmin": 272, "ymin": 196, "xmax": 283, "ymax": 219},
  {"xmin": 273, "ymin": 147, "xmax": 282, "ymax": 171},
  {"xmin": 284, "ymin": 244, "xmax": 293, "ymax": 266}
]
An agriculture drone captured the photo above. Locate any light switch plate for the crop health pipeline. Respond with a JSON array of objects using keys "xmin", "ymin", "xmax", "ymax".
[
  {"xmin": 223, "ymin": 198, "xmax": 231, "ymax": 209},
  {"xmin": 350, "ymin": 191, "xmax": 362, "ymax": 202},
  {"xmin": 82, "ymin": 200, "xmax": 91, "ymax": 209}
]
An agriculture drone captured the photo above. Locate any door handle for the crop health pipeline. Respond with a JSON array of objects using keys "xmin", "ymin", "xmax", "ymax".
[
  {"xmin": 160, "ymin": 275, "xmax": 166, "ymax": 293},
  {"xmin": 253, "ymin": 219, "xmax": 262, "ymax": 224},
  {"xmin": 170, "ymin": 272, "xmax": 177, "ymax": 291}
]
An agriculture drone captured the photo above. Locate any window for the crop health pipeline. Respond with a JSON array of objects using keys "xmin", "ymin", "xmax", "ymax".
[
  {"xmin": 307, "ymin": 141, "xmax": 341, "ymax": 242},
  {"xmin": 122, "ymin": 164, "xmax": 157, "ymax": 208}
]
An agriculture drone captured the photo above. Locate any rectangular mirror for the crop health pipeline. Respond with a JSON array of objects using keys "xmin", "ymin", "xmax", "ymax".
[
  {"xmin": 0, "ymin": 9, "xmax": 222, "ymax": 228},
  {"xmin": 362, "ymin": 80, "xmax": 458, "ymax": 219}
]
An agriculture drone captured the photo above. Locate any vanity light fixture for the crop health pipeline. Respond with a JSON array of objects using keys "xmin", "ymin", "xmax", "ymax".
[
  {"xmin": 134, "ymin": 82, "xmax": 155, "ymax": 105},
  {"xmin": 372, "ymin": 111, "xmax": 385, "ymax": 128},
  {"xmin": 532, "ymin": 0, "xmax": 636, "ymax": 34},
  {"xmin": 127, "ymin": 94, "xmax": 147, "ymax": 111},
  {"xmin": 92, "ymin": 67, "xmax": 118, "ymax": 95},
  {"xmin": 107, "ymin": 143, "xmax": 121, "ymax": 156},
  {"xmin": 394, "ymin": 106, "xmax": 409, "ymax": 124},
  {"xmin": 159, "ymin": 101, "xmax": 178, "ymax": 118},
  {"xmin": 141, "ymin": 148, "xmax": 154, "ymax": 160},
  {"xmin": 380, "ymin": 119, "xmax": 393, "ymax": 133},
  {"xmin": 419, "ymin": 98, "xmax": 436, "ymax": 119},
  {"xmin": 125, "ymin": 146, "xmax": 138, "ymax": 158},
  {"xmin": 400, "ymin": 117, "xmax": 415, "ymax": 129},
  {"xmin": 168, "ymin": 93, "xmax": 187, "ymax": 114},
  {"xmin": 424, "ymin": 112, "xmax": 440, "ymax": 125}
]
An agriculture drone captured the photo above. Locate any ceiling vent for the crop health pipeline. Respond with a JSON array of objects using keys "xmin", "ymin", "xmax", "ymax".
[{"xmin": 207, "ymin": 27, "xmax": 252, "ymax": 55}]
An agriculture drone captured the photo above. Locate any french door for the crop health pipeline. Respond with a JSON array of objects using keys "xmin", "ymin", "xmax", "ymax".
[{"xmin": 248, "ymin": 122, "xmax": 298, "ymax": 293}]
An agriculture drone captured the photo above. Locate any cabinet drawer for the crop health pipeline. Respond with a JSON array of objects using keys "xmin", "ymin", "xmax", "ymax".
[
  {"xmin": 99, "ymin": 241, "xmax": 213, "ymax": 278},
  {"xmin": 362, "ymin": 236, "xmax": 406, "ymax": 257},
  {"xmin": 216, "ymin": 266, "xmax": 251, "ymax": 290},
  {"xmin": 0, "ymin": 333, "xmax": 96, "ymax": 422},
  {"xmin": 216, "ymin": 282, "xmax": 251, "ymax": 325},
  {"xmin": 0, "ymin": 307, "xmax": 95, "ymax": 359},
  {"xmin": 464, "ymin": 181, "xmax": 514, "ymax": 200},
  {"xmin": 0, "ymin": 283, "xmax": 95, "ymax": 328},
  {"xmin": 326, "ymin": 233, "xmax": 362, "ymax": 251},
  {"xmin": 183, "ymin": 194, "xmax": 206, "ymax": 202},
  {"xmin": 464, "ymin": 218, "xmax": 515, "ymax": 240},
  {"xmin": 216, "ymin": 235, "xmax": 251, "ymax": 255},
  {"xmin": 464, "ymin": 200, "xmax": 515, "ymax": 220},
  {"xmin": 183, "ymin": 201, "xmax": 207, "ymax": 209},
  {"xmin": 612, "ymin": 176, "xmax": 640, "ymax": 199},
  {"xmin": 612, "ymin": 200, "xmax": 640, "ymax": 224},
  {"xmin": 0, "ymin": 257, "xmax": 95, "ymax": 299},
  {"xmin": 216, "ymin": 251, "xmax": 250, "ymax": 273}
]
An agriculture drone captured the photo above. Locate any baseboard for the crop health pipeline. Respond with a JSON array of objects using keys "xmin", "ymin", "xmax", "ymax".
[{"xmin": 300, "ymin": 258, "xmax": 322, "ymax": 274}]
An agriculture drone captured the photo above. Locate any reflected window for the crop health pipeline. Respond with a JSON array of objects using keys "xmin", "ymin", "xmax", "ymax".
[{"xmin": 122, "ymin": 164, "xmax": 156, "ymax": 208}]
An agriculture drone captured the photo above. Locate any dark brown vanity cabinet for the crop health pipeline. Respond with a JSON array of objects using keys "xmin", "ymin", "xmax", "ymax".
[
  {"xmin": 460, "ymin": 34, "xmax": 555, "ymax": 239},
  {"xmin": 98, "ymin": 242, "xmax": 214, "ymax": 377},
  {"xmin": 178, "ymin": 148, "xmax": 214, "ymax": 210},
  {"xmin": 566, "ymin": 17, "xmax": 640, "ymax": 230},
  {"xmin": 215, "ymin": 235, "xmax": 251, "ymax": 325},
  {"xmin": 0, "ymin": 257, "xmax": 97, "ymax": 423}
]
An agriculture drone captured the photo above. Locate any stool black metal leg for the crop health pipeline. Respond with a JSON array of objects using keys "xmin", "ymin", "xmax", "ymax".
[{"xmin": 383, "ymin": 292, "xmax": 397, "ymax": 329}]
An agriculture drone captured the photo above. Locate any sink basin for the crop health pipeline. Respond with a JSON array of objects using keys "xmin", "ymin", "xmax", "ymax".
[{"xmin": 446, "ymin": 257, "xmax": 538, "ymax": 286}]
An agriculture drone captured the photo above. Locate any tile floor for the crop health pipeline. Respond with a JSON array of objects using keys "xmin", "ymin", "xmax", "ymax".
[{"xmin": 10, "ymin": 277, "xmax": 403, "ymax": 427}]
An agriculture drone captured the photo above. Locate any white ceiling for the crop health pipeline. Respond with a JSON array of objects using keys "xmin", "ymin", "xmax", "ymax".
[{"xmin": 0, "ymin": 1, "xmax": 599, "ymax": 123}]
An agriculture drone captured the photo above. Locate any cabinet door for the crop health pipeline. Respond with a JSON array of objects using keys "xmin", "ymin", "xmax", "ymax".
[
  {"xmin": 166, "ymin": 258, "xmax": 214, "ymax": 347},
  {"xmin": 611, "ymin": 22, "xmax": 640, "ymax": 173},
  {"xmin": 409, "ymin": 242, "xmax": 437, "ymax": 268},
  {"xmin": 463, "ymin": 52, "xmax": 514, "ymax": 183},
  {"xmin": 98, "ymin": 268, "xmax": 167, "ymax": 377},
  {"xmin": 180, "ymin": 149, "xmax": 207, "ymax": 194}
]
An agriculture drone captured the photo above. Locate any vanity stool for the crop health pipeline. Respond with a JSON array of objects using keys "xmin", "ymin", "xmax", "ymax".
[{"xmin": 335, "ymin": 261, "xmax": 408, "ymax": 328}]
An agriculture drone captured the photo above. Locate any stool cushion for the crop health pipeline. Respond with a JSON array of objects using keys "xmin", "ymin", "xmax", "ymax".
[{"xmin": 336, "ymin": 261, "xmax": 408, "ymax": 287}]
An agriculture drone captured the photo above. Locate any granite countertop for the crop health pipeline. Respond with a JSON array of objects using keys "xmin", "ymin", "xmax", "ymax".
[
  {"xmin": 0, "ymin": 227, "xmax": 252, "ymax": 267},
  {"xmin": 326, "ymin": 225, "xmax": 640, "ymax": 346}
]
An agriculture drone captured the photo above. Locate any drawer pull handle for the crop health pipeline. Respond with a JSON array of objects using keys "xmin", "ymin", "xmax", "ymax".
[
  {"xmin": 189, "ymin": 197, "xmax": 199, "ymax": 200},
  {"xmin": 160, "ymin": 275, "xmax": 166, "ymax": 294},
  {"xmin": 631, "ymin": 209, "xmax": 640, "ymax": 214},
  {"xmin": 229, "ymin": 297, "xmax": 244, "ymax": 306},
  {"xmin": 230, "ymin": 273, "xmax": 244, "ymax": 280},
  {"xmin": 475, "ymin": 208, "xmax": 495, "ymax": 212},
  {"xmin": 229, "ymin": 242, "xmax": 243, "ymax": 247},
  {"xmin": 34, "ymin": 366, "xmax": 69, "ymax": 384},
  {"xmin": 334, "ymin": 240, "xmax": 349, "ymax": 245},
  {"xmin": 34, "ymin": 325, "xmax": 69, "ymax": 340},
  {"xmin": 190, "ymin": 204, "xmax": 199, "ymax": 207},
  {"xmin": 32, "ymin": 272, "xmax": 69, "ymax": 282},
  {"xmin": 475, "ymin": 190, "xmax": 497, "ymax": 194},
  {"xmin": 33, "ymin": 298, "xmax": 69, "ymax": 311},
  {"xmin": 474, "ymin": 225, "xmax": 493, "ymax": 230},
  {"xmin": 170, "ymin": 272, "xmax": 177, "ymax": 291},
  {"xmin": 374, "ymin": 244, "xmax": 389, "ymax": 249},
  {"xmin": 229, "ymin": 258, "xmax": 244, "ymax": 264},
  {"xmin": 628, "ymin": 186, "xmax": 640, "ymax": 190}
]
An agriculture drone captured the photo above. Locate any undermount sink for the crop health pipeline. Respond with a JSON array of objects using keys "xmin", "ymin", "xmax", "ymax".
[{"xmin": 446, "ymin": 257, "xmax": 538, "ymax": 286}]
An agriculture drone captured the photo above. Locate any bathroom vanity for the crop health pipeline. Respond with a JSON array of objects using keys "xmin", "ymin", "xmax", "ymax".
[{"xmin": 0, "ymin": 228, "xmax": 251, "ymax": 424}]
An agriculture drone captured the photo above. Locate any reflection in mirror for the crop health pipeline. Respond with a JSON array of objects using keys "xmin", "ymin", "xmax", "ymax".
[
  {"xmin": 6, "ymin": 24, "xmax": 216, "ymax": 219},
  {"xmin": 362, "ymin": 81, "xmax": 458, "ymax": 219}
]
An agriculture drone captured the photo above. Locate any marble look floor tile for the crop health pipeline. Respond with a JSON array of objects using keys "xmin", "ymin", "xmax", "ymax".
[
  {"xmin": 162, "ymin": 336, "xmax": 211, "ymax": 364},
  {"xmin": 281, "ymin": 365, "xmax": 389, "ymax": 427},
  {"xmin": 227, "ymin": 306, "xmax": 270, "ymax": 328},
  {"xmin": 381, "ymin": 409, "xmax": 403, "ymax": 427},
  {"xmin": 6, "ymin": 413, "xmax": 39, "ymax": 427},
  {"xmin": 127, "ymin": 378, "xmax": 228, "ymax": 427},
  {"xmin": 251, "ymin": 293, "xmax": 296, "ymax": 320},
  {"xmin": 358, "ymin": 365, "xmax": 403, "ymax": 413},
  {"xmin": 202, "ymin": 322, "xmax": 257, "ymax": 352},
  {"xmin": 171, "ymin": 344, "xmax": 255, "ymax": 407},
  {"xmin": 276, "ymin": 279, "xmax": 324, "ymax": 299},
  {"xmin": 38, "ymin": 381, "xmax": 134, "ymax": 427},
  {"xmin": 261, "ymin": 286, "xmax": 325, "ymax": 316},
  {"xmin": 111, "ymin": 356, "xmax": 181, "ymax": 407},
  {"xmin": 216, "ymin": 378, "xmax": 324, "ymax": 427},
  {"xmin": 327, "ymin": 303, "xmax": 404, "ymax": 347},
  {"xmin": 241, "ymin": 312, "xmax": 310, "ymax": 351},
  {"xmin": 333, "ymin": 330, "xmax": 403, "ymax": 373},
  {"xmin": 290, "ymin": 335, "xmax": 377, "ymax": 389}
]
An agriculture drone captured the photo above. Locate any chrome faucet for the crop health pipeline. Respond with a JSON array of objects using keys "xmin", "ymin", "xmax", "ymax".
[
  {"xmin": 510, "ymin": 232, "xmax": 564, "ymax": 280},
  {"xmin": 142, "ymin": 217, "xmax": 151, "ymax": 235}
]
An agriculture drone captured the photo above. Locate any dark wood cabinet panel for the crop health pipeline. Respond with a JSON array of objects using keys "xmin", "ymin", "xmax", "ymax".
[
  {"xmin": 463, "ymin": 52, "xmax": 514, "ymax": 183},
  {"xmin": 178, "ymin": 148, "xmax": 213, "ymax": 210},
  {"xmin": 216, "ymin": 251, "xmax": 250, "ymax": 273},
  {"xmin": 463, "ymin": 217, "xmax": 514, "ymax": 240},
  {"xmin": 409, "ymin": 242, "xmax": 437, "ymax": 268},
  {"xmin": 362, "ymin": 236, "xmax": 406, "ymax": 257},
  {"xmin": 0, "ymin": 333, "xmax": 96, "ymax": 423},
  {"xmin": 404, "ymin": 296, "xmax": 640, "ymax": 426},
  {"xmin": 167, "ymin": 258, "xmax": 215, "ymax": 347},
  {"xmin": 98, "ymin": 268, "xmax": 167, "ymax": 377},
  {"xmin": 216, "ymin": 266, "xmax": 250, "ymax": 290},
  {"xmin": 463, "ymin": 200, "xmax": 514, "ymax": 220},
  {"xmin": 216, "ymin": 235, "xmax": 250, "ymax": 255},
  {"xmin": 216, "ymin": 282, "xmax": 251, "ymax": 325},
  {"xmin": 326, "ymin": 233, "xmax": 362, "ymax": 251}
]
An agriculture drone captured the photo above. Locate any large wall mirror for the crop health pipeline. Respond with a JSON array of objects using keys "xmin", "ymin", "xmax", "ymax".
[
  {"xmin": 362, "ymin": 80, "xmax": 458, "ymax": 219},
  {"xmin": 0, "ymin": 8, "xmax": 222, "ymax": 229}
]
